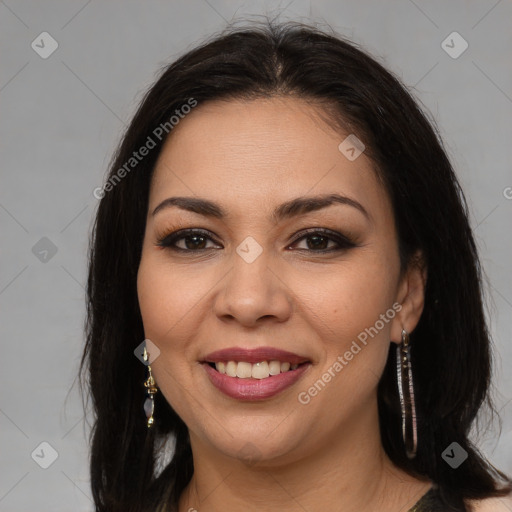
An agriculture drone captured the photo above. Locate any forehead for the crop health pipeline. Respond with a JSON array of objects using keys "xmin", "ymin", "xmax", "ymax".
[{"xmin": 149, "ymin": 97, "xmax": 391, "ymax": 224}]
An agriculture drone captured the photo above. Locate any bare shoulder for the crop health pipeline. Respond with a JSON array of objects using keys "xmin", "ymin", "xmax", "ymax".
[{"xmin": 467, "ymin": 493, "xmax": 512, "ymax": 512}]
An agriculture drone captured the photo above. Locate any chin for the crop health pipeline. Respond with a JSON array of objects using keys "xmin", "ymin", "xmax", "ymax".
[{"xmin": 194, "ymin": 423, "xmax": 304, "ymax": 466}]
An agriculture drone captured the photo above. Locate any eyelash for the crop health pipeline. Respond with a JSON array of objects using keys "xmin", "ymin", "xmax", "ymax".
[{"xmin": 155, "ymin": 227, "xmax": 358, "ymax": 254}]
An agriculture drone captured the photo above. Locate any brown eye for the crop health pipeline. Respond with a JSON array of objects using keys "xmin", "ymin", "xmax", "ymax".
[
  {"xmin": 156, "ymin": 228, "xmax": 357, "ymax": 254},
  {"xmin": 156, "ymin": 229, "xmax": 221, "ymax": 252},
  {"xmin": 288, "ymin": 228, "xmax": 357, "ymax": 253},
  {"xmin": 294, "ymin": 233, "xmax": 334, "ymax": 251}
]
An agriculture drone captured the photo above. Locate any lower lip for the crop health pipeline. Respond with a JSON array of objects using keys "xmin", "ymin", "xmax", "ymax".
[{"xmin": 202, "ymin": 363, "xmax": 311, "ymax": 401}]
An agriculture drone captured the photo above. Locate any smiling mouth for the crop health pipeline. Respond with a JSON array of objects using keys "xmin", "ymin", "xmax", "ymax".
[{"xmin": 206, "ymin": 360, "xmax": 308, "ymax": 379}]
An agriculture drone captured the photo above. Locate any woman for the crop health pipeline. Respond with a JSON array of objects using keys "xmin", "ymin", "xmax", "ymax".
[{"xmin": 81, "ymin": 21, "xmax": 512, "ymax": 511}]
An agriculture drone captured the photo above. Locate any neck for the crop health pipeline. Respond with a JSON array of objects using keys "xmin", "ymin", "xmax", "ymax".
[{"xmin": 178, "ymin": 401, "xmax": 430, "ymax": 512}]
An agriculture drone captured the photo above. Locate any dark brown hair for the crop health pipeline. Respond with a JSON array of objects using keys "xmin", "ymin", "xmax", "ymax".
[{"xmin": 80, "ymin": 20, "xmax": 511, "ymax": 512}]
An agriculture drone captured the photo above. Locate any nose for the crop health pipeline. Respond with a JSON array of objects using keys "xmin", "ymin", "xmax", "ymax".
[{"xmin": 212, "ymin": 249, "xmax": 293, "ymax": 327}]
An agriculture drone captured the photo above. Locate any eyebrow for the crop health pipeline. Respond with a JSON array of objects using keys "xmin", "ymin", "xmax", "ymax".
[{"xmin": 151, "ymin": 193, "xmax": 371, "ymax": 223}]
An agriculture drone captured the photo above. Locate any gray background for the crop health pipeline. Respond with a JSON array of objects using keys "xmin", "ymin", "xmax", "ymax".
[{"xmin": 1, "ymin": 1, "xmax": 511, "ymax": 510}]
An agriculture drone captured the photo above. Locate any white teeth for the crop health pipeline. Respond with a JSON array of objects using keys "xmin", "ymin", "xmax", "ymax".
[
  {"xmin": 213, "ymin": 360, "xmax": 302, "ymax": 378},
  {"xmin": 251, "ymin": 361, "xmax": 269, "ymax": 379},
  {"xmin": 236, "ymin": 362, "xmax": 252, "ymax": 379},
  {"xmin": 268, "ymin": 360, "xmax": 281, "ymax": 375},
  {"xmin": 225, "ymin": 361, "xmax": 237, "ymax": 377}
]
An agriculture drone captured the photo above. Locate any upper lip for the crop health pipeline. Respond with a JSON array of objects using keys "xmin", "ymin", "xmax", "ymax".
[{"xmin": 203, "ymin": 347, "xmax": 310, "ymax": 365}]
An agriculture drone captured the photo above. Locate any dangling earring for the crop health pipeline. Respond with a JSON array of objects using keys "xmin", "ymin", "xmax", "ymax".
[
  {"xmin": 396, "ymin": 329, "xmax": 417, "ymax": 459},
  {"xmin": 143, "ymin": 346, "xmax": 158, "ymax": 428}
]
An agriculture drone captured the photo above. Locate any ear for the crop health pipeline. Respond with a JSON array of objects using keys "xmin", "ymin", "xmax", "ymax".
[{"xmin": 390, "ymin": 250, "xmax": 427, "ymax": 344}]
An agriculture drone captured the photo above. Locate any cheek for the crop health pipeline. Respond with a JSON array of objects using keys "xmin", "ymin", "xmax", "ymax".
[
  {"xmin": 295, "ymin": 251, "xmax": 399, "ymax": 406},
  {"xmin": 137, "ymin": 257, "xmax": 171, "ymax": 338},
  {"xmin": 137, "ymin": 255, "xmax": 200, "ymax": 419},
  {"xmin": 137, "ymin": 253, "xmax": 204, "ymax": 343},
  {"xmin": 294, "ymin": 259, "xmax": 398, "ymax": 347},
  {"xmin": 136, "ymin": 251, "xmax": 217, "ymax": 386},
  {"xmin": 296, "ymin": 266, "xmax": 396, "ymax": 415}
]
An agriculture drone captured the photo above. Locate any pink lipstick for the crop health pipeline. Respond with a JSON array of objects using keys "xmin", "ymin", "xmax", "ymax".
[{"xmin": 201, "ymin": 346, "xmax": 311, "ymax": 401}]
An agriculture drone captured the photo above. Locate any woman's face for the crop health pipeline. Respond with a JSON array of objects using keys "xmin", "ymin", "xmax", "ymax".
[{"xmin": 137, "ymin": 96, "xmax": 423, "ymax": 465}]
